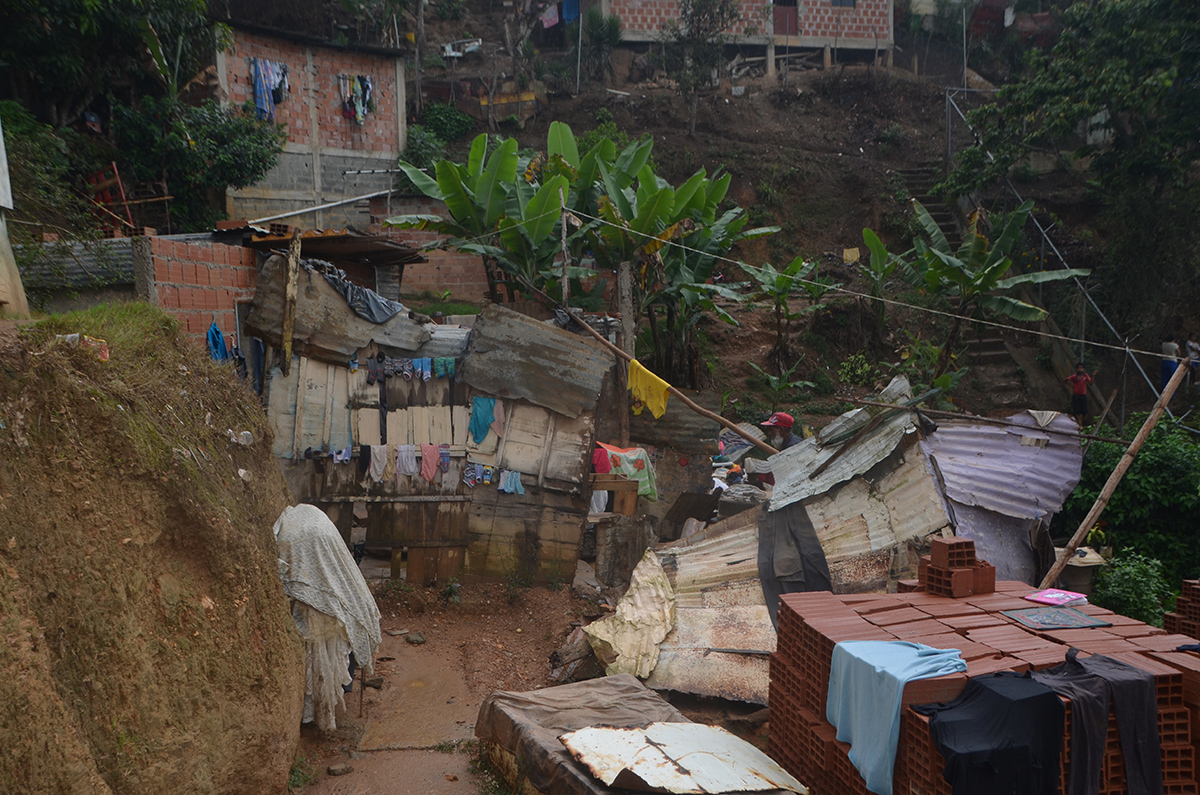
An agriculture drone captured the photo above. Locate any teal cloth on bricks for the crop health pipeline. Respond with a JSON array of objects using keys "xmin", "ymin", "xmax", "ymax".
[
  {"xmin": 827, "ymin": 640, "xmax": 967, "ymax": 795},
  {"xmin": 469, "ymin": 396, "xmax": 496, "ymax": 443}
]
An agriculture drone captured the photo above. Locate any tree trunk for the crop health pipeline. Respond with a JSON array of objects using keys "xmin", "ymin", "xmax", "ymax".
[
  {"xmin": 933, "ymin": 312, "xmax": 965, "ymax": 379},
  {"xmin": 482, "ymin": 255, "xmax": 501, "ymax": 303}
]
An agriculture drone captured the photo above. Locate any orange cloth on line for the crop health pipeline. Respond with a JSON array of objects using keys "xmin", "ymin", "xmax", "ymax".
[{"xmin": 627, "ymin": 359, "xmax": 670, "ymax": 419}]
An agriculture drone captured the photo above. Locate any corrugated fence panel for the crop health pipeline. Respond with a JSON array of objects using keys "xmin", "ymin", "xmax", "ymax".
[{"xmin": 628, "ymin": 387, "xmax": 721, "ymax": 452}]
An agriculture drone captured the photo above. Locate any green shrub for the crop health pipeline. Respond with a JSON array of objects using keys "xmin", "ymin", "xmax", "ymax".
[
  {"xmin": 435, "ymin": 0, "xmax": 464, "ymax": 20},
  {"xmin": 422, "ymin": 54, "xmax": 447, "ymax": 70},
  {"xmin": 1053, "ymin": 418, "xmax": 1200, "ymax": 583},
  {"xmin": 396, "ymin": 125, "xmax": 446, "ymax": 194},
  {"xmin": 421, "ymin": 102, "xmax": 474, "ymax": 142},
  {"xmin": 1092, "ymin": 552, "xmax": 1174, "ymax": 627},
  {"xmin": 879, "ymin": 123, "xmax": 905, "ymax": 146},
  {"xmin": 838, "ymin": 353, "xmax": 876, "ymax": 386}
]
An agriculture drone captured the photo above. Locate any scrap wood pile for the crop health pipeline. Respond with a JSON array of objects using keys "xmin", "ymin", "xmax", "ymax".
[{"xmin": 770, "ymin": 538, "xmax": 1200, "ymax": 795}]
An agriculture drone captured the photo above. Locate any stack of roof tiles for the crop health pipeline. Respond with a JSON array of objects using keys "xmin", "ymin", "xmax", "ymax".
[{"xmin": 769, "ymin": 538, "xmax": 1200, "ymax": 795}]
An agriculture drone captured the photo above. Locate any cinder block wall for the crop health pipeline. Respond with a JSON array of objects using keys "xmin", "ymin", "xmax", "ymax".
[
  {"xmin": 368, "ymin": 196, "xmax": 490, "ymax": 303},
  {"xmin": 136, "ymin": 237, "xmax": 258, "ymax": 340}
]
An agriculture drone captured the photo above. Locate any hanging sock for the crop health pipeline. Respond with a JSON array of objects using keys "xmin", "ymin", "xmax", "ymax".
[
  {"xmin": 400, "ymin": 358, "xmax": 414, "ymax": 380},
  {"xmin": 446, "ymin": 358, "xmax": 456, "ymax": 379},
  {"xmin": 438, "ymin": 443, "xmax": 451, "ymax": 472},
  {"xmin": 433, "ymin": 357, "xmax": 447, "ymax": 378},
  {"xmin": 482, "ymin": 465, "xmax": 494, "ymax": 485},
  {"xmin": 463, "ymin": 464, "xmax": 477, "ymax": 488},
  {"xmin": 421, "ymin": 358, "xmax": 433, "ymax": 381}
]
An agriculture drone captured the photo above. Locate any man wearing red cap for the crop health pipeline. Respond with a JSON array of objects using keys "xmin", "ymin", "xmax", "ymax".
[{"xmin": 762, "ymin": 411, "xmax": 802, "ymax": 452}]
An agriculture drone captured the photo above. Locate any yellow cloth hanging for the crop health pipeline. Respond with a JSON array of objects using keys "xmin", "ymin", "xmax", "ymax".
[{"xmin": 628, "ymin": 359, "xmax": 670, "ymax": 419}]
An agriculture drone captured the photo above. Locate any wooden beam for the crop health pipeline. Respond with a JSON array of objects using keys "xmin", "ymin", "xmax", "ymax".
[{"xmin": 280, "ymin": 231, "xmax": 302, "ymax": 376}]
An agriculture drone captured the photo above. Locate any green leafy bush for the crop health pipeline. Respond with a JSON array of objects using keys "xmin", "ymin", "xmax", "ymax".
[
  {"xmin": 435, "ymin": 0, "xmax": 464, "ymax": 20},
  {"xmin": 420, "ymin": 102, "xmax": 474, "ymax": 142},
  {"xmin": 838, "ymin": 353, "xmax": 876, "ymax": 386},
  {"xmin": 1092, "ymin": 552, "xmax": 1174, "ymax": 627},
  {"xmin": 1054, "ymin": 418, "xmax": 1200, "ymax": 583},
  {"xmin": 396, "ymin": 125, "xmax": 446, "ymax": 194}
]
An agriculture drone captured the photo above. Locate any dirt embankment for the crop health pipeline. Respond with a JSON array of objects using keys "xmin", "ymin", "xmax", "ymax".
[{"xmin": 0, "ymin": 305, "xmax": 304, "ymax": 794}]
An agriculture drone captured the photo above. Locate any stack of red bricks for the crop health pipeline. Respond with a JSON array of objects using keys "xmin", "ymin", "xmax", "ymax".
[
  {"xmin": 1165, "ymin": 579, "xmax": 1200, "ymax": 637},
  {"xmin": 769, "ymin": 538, "xmax": 1200, "ymax": 795}
]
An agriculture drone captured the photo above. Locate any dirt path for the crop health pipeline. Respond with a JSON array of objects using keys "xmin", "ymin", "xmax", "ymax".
[{"xmin": 295, "ymin": 558, "xmax": 597, "ymax": 793}]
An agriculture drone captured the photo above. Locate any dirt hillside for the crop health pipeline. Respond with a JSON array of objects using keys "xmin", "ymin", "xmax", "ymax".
[{"xmin": 0, "ymin": 305, "xmax": 304, "ymax": 794}]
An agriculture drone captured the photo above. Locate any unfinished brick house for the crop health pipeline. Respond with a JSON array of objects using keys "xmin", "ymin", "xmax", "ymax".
[
  {"xmin": 214, "ymin": 21, "xmax": 408, "ymax": 228},
  {"xmin": 605, "ymin": 0, "xmax": 894, "ymax": 68}
]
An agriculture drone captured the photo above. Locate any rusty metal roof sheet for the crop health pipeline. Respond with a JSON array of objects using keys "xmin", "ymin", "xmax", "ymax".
[
  {"xmin": 246, "ymin": 228, "xmax": 425, "ymax": 267},
  {"xmin": 920, "ymin": 411, "xmax": 1083, "ymax": 519},
  {"xmin": 769, "ymin": 380, "xmax": 916, "ymax": 512},
  {"xmin": 559, "ymin": 722, "xmax": 807, "ymax": 794},
  {"xmin": 644, "ymin": 606, "xmax": 775, "ymax": 705},
  {"xmin": 459, "ymin": 304, "xmax": 609, "ymax": 418}
]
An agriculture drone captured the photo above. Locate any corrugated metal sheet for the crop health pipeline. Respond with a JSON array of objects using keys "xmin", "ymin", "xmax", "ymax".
[
  {"xmin": 629, "ymin": 387, "xmax": 721, "ymax": 453},
  {"xmin": 769, "ymin": 377, "xmax": 915, "ymax": 512},
  {"xmin": 17, "ymin": 239, "xmax": 134, "ymax": 288},
  {"xmin": 951, "ymin": 502, "xmax": 1039, "ymax": 582},
  {"xmin": 560, "ymin": 722, "xmax": 807, "ymax": 794},
  {"xmin": 459, "ymin": 304, "xmax": 609, "ymax": 419},
  {"xmin": 920, "ymin": 411, "xmax": 1083, "ymax": 519},
  {"xmin": 410, "ymin": 324, "xmax": 471, "ymax": 358},
  {"xmin": 645, "ymin": 606, "xmax": 776, "ymax": 704}
]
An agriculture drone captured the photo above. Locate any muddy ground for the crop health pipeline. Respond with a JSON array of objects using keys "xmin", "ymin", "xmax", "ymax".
[{"xmin": 295, "ymin": 559, "xmax": 768, "ymax": 794}]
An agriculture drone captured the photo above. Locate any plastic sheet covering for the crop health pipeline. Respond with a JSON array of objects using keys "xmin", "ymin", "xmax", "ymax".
[
  {"xmin": 310, "ymin": 259, "xmax": 407, "ymax": 324},
  {"xmin": 274, "ymin": 504, "xmax": 382, "ymax": 729},
  {"xmin": 475, "ymin": 675, "xmax": 690, "ymax": 795},
  {"xmin": 297, "ymin": 605, "xmax": 353, "ymax": 731},
  {"xmin": 584, "ymin": 549, "xmax": 675, "ymax": 677}
]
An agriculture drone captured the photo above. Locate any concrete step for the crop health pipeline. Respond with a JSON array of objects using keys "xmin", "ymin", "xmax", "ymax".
[{"xmin": 964, "ymin": 338, "xmax": 1007, "ymax": 353}]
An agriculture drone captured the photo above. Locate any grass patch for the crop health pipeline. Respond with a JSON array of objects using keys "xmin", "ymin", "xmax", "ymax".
[
  {"xmin": 287, "ymin": 757, "xmax": 316, "ymax": 791},
  {"xmin": 400, "ymin": 291, "xmax": 481, "ymax": 317}
]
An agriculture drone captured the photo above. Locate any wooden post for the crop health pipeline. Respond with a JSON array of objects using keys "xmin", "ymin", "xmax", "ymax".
[
  {"xmin": 1039, "ymin": 361, "xmax": 1189, "ymax": 588},
  {"xmin": 617, "ymin": 261, "xmax": 634, "ymax": 447},
  {"xmin": 281, "ymin": 230, "xmax": 302, "ymax": 376},
  {"xmin": 823, "ymin": 45, "xmax": 832, "ymax": 69},
  {"xmin": 559, "ymin": 186, "xmax": 570, "ymax": 307}
]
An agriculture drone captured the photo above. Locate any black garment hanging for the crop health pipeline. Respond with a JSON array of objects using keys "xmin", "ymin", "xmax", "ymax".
[
  {"xmin": 913, "ymin": 671, "xmax": 1064, "ymax": 795},
  {"xmin": 1033, "ymin": 649, "xmax": 1162, "ymax": 795}
]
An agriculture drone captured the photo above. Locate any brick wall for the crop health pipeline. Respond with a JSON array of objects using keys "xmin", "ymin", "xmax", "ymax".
[
  {"xmin": 368, "ymin": 196, "xmax": 491, "ymax": 303},
  {"xmin": 224, "ymin": 29, "xmax": 402, "ymax": 153},
  {"xmin": 611, "ymin": 0, "xmax": 892, "ymax": 42},
  {"xmin": 142, "ymin": 237, "xmax": 258, "ymax": 339}
]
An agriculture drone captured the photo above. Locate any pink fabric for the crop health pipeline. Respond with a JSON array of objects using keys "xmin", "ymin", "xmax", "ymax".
[
  {"xmin": 419, "ymin": 443, "xmax": 439, "ymax": 482},
  {"xmin": 490, "ymin": 400, "xmax": 506, "ymax": 438},
  {"xmin": 593, "ymin": 446, "xmax": 612, "ymax": 474}
]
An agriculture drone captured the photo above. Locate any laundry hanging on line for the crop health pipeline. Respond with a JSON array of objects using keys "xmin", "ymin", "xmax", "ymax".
[
  {"xmin": 338, "ymin": 75, "xmax": 375, "ymax": 125},
  {"xmin": 251, "ymin": 58, "xmax": 289, "ymax": 121}
]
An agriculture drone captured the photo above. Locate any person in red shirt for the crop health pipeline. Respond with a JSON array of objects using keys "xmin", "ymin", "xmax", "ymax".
[{"xmin": 1066, "ymin": 362, "xmax": 1094, "ymax": 427}]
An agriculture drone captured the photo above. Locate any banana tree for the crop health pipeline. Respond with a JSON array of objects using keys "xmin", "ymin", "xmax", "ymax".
[
  {"xmin": 740, "ymin": 257, "xmax": 841, "ymax": 373},
  {"xmin": 389, "ymin": 134, "xmax": 520, "ymax": 302},
  {"xmin": 906, "ymin": 199, "xmax": 1089, "ymax": 377}
]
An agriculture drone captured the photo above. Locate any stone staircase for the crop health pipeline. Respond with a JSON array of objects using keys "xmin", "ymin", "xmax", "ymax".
[
  {"xmin": 962, "ymin": 335, "xmax": 1028, "ymax": 409},
  {"xmin": 898, "ymin": 164, "xmax": 962, "ymax": 250}
]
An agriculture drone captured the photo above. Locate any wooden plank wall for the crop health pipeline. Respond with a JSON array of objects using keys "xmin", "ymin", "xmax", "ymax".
[{"xmin": 270, "ymin": 351, "xmax": 596, "ymax": 583}]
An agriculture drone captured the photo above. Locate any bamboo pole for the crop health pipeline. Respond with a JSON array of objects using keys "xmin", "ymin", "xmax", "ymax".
[
  {"xmin": 280, "ymin": 230, "xmax": 302, "ymax": 376},
  {"xmin": 1039, "ymin": 360, "xmax": 1189, "ymax": 589},
  {"xmin": 569, "ymin": 316, "xmax": 780, "ymax": 457}
]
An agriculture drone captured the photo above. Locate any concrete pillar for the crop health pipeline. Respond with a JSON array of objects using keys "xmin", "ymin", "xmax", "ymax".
[
  {"xmin": 766, "ymin": 42, "xmax": 776, "ymax": 78},
  {"xmin": 823, "ymin": 45, "xmax": 832, "ymax": 69},
  {"xmin": 887, "ymin": 45, "xmax": 895, "ymax": 68}
]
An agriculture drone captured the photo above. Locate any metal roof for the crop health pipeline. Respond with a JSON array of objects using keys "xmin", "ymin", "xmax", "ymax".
[
  {"xmin": 245, "ymin": 228, "xmax": 425, "ymax": 268},
  {"xmin": 559, "ymin": 722, "xmax": 807, "ymax": 794},
  {"xmin": 769, "ymin": 377, "xmax": 916, "ymax": 512},
  {"xmin": 17, "ymin": 239, "xmax": 134, "ymax": 289},
  {"xmin": 920, "ymin": 411, "xmax": 1083, "ymax": 520},
  {"xmin": 459, "ymin": 304, "xmax": 610, "ymax": 419}
]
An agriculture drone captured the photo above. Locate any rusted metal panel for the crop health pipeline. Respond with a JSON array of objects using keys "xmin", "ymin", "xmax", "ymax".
[
  {"xmin": 245, "ymin": 253, "xmax": 430, "ymax": 364},
  {"xmin": 645, "ymin": 606, "xmax": 777, "ymax": 705},
  {"xmin": 459, "ymin": 304, "xmax": 609, "ymax": 419},
  {"xmin": 559, "ymin": 722, "xmax": 807, "ymax": 794},
  {"xmin": 919, "ymin": 411, "xmax": 1083, "ymax": 519},
  {"xmin": 628, "ymin": 387, "xmax": 721, "ymax": 453}
]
